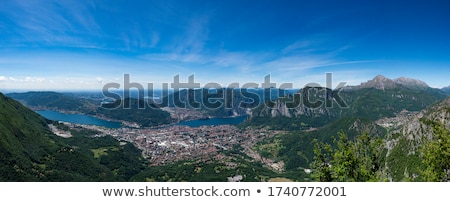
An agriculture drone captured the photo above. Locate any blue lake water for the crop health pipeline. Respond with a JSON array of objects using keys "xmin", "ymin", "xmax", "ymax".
[
  {"xmin": 177, "ymin": 116, "xmax": 247, "ymax": 127},
  {"xmin": 36, "ymin": 110, "xmax": 122, "ymax": 129},
  {"xmin": 37, "ymin": 110, "xmax": 247, "ymax": 128}
]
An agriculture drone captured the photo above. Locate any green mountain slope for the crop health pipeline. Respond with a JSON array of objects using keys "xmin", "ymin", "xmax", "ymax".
[
  {"xmin": 98, "ymin": 98, "xmax": 172, "ymax": 126},
  {"xmin": 0, "ymin": 93, "xmax": 145, "ymax": 181},
  {"xmin": 246, "ymin": 76, "xmax": 447, "ymax": 130},
  {"xmin": 383, "ymin": 97, "xmax": 450, "ymax": 181},
  {"xmin": 279, "ymin": 96, "xmax": 450, "ymax": 182},
  {"xmin": 255, "ymin": 117, "xmax": 387, "ymax": 172},
  {"xmin": 0, "ymin": 93, "xmax": 111, "ymax": 181}
]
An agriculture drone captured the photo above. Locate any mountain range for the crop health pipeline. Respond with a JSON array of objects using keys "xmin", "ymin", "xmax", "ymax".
[
  {"xmin": 352, "ymin": 75, "xmax": 429, "ymax": 90},
  {"xmin": 1, "ymin": 75, "xmax": 449, "ymax": 181},
  {"xmin": 245, "ymin": 75, "xmax": 447, "ymax": 130},
  {"xmin": 250, "ymin": 76, "xmax": 450, "ymax": 181}
]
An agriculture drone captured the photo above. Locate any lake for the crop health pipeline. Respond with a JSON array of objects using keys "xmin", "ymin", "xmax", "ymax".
[
  {"xmin": 36, "ymin": 110, "xmax": 122, "ymax": 129},
  {"xmin": 37, "ymin": 110, "xmax": 247, "ymax": 128},
  {"xmin": 177, "ymin": 116, "xmax": 247, "ymax": 127}
]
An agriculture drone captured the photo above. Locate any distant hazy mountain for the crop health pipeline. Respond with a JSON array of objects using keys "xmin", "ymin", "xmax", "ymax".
[
  {"xmin": 98, "ymin": 97, "xmax": 172, "ymax": 126},
  {"xmin": 7, "ymin": 92, "xmax": 172, "ymax": 127},
  {"xmin": 442, "ymin": 86, "xmax": 450, "ymax": 95},
  {"xmin": 7, "ymin": 91, "xmax": 97, "ymax": 112}
]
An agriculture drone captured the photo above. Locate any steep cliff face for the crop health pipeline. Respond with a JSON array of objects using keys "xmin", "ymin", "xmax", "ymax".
[
  {"xmin": 399, "ymin": 101, "xmax": 449, "ymax": 139},
  {"xmin": 387, "ymin": 97, "xmax": 450, "ymax": 145},
  {"xmin": 253, "ymin": 87, "xmax": 340, "ymax": 116},
  {"xmin": 248, "ymin": 76, "xmax": 447, "ymax": 129},
  {"xmin": 258, "ymin": 96, "xmax": 337, "ymax": 118},
  {"xmin": 382, "ymin": 97, "xmax": 450, "ymax": 181}
]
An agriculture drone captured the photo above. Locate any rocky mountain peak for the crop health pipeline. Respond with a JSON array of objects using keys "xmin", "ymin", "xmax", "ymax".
[
  {"xmin": 393, "ymin": 77, "xmax": 429, "ymax": 88},
  {"xmin": 359, "ymin": 75, "xmax": 397, "ymax": 90},
  {"xmin": 356, "ymin": 75, "xmax": 431, "ymax": 90}
]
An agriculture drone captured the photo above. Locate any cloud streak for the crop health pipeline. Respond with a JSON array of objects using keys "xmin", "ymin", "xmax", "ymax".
[
  {"xmin": 1, "ymin": 1, "xmax": 448, "ymax": 90},
  {"xmin": 1, "ymin": 1, "xmax": 100, "ymax": 46}
]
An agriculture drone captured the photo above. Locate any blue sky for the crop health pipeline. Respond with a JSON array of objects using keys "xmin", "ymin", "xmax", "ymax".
[{"xmin": 0, "ymin": 0, "xmax": 449, "ymax": 91}]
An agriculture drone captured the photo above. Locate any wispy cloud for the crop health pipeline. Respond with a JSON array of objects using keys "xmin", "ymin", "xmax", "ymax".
[
  {"xmin": 260, "ymin": 56, "xmax": 333, "ymax": 72},
  {"xmin": 282, "ymin": 41, "xmax": 312, "ymax": 54},
  {"xmin": 150, "ymin": 32, "xmax": 160, "ymax": 48},
  {"xmin": 141, "ymin": 37, "xmax": 368, "ymax": 77},
  {"xmin": 0, "ymin": 0, "xmax": 101, "ymax": 47},
  {"xmin": 170, "ymin": 16, "xmax": 210, "ymax": 54}
]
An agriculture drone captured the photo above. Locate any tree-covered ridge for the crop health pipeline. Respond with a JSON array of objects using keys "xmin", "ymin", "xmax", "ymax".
[
  {"xmin": 311, "ymin": 132, "xmax": 386, "ymax": 182},
  {"xmin": 7, "ymin": 91, "xmax": 96, "ymax": 112},
  {"xmin": 308, "ymin": 97, "xmax": 450, "ymax": 182},
  {"xmin": 0, "ymin": 93, "xmax": 109, "ymax": 181},
  {"xmin": 0, "ymin": 93, "xmax": 54, "ymax": 181},
  {"xmin": 254, "ymin": 117, "xmax": 386, "ymax": 173},
  {"xmin": 0, "ymin": 93, "xmax": 147, "ymax": 181},
  {"xmin": 309, "ymin": 119, "xmax": 450, "ymax": 182},
  {"xmin": 382, "ymin": 97, "xmax": 450, "ymax": 181},
  {"xmin": 251, "ymin": 97, "xmax": 450, "ymax": 182},
  {"xmin": 98, "ymin": 97, "xmax": 172, "ymax": 127},
  {"xmin": 421, "ymin": 120, "xmax": 450, "ymax": 182}
]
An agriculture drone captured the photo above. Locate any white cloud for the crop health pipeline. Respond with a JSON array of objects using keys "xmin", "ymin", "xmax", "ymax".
[
  {"xmin": 96, "ymin": 77, "xmax": 103, "ymax": 84},
  {"xmin": 24, "ymin": 76, "xmax": 45, "ymax": 82},
  {"xmin": 260, "ymin": 56, "xmax": 333, "ymax": 72},
  {"xmin": 282, "ymin": 41, "xmax": 311, "ymax": 54},
  {"xmin": 1, "ymin": 1, "xmax": 102, "ymax": 50},
  {"xmin": 171, "ymin": 16, "xmax": 210, "ymax": 54},
  {"xmin": 0, "ymin": 76, "xmax": 7, "ymax": 81}
]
